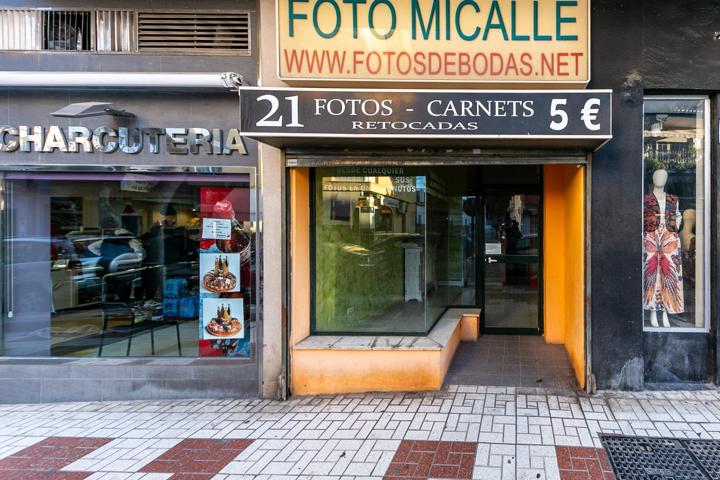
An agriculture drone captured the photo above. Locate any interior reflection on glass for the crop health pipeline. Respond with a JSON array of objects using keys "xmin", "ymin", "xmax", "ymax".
[
  {"xmin": 315, "ymin": 173, "xmax": 427, "ymax": 334},
  {"xmin": 642, "ymin": 97, "xmax": 707, "ymax": 329},
  {"xmin": 483, "ymin": 193, "xmax": 540, "ymax": 330},
  {"xmin": 2, "ymin": 174, "xmax": 255, "ymax": 357}
]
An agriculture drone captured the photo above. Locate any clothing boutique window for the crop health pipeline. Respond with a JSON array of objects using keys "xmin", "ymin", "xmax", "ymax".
[
  {"xmin": 0, "ymin": 172, "xmax": 257, "ymax": 357},
  {"xmin": 642, "ymin": 97, "xmax": 709, "ymax": 331},
  {"xmin": 313, "ymin": 167, "xmax": 471, "ymax": 335}
]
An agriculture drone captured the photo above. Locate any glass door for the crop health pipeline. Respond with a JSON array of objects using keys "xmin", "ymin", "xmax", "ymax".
[{"xmin": 481, "ymin": 191, "xmax": 542, "ymax": 334}]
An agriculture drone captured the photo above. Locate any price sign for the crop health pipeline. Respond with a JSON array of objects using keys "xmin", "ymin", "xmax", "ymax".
[{"xmin": 239, "ymin": 88, "xmax": 612, "ymax": 142}]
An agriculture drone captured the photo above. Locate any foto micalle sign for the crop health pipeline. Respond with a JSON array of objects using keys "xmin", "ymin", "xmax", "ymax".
[
  {"xmin": 0, "ymin": 126, "xmax": 248, "ymax": 155},
  {"xmin": 239, "ymin": 88, "xmax": 611, "ymax": 144},
  {"xmin": 278, "ymin": 0, "xmax": 590, "ymax": 84}
]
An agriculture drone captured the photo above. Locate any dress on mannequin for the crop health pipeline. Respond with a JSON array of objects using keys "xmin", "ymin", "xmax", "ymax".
[{"xmin": 643, "ymin": 170, "xmax": 684, "ymax": 327}]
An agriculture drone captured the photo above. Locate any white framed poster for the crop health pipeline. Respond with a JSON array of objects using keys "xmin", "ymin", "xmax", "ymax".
[
  {"xmin": 199, "ymin": 253, "xmax": 241, "ymax": 294},
  {"xmin": 201, "ymin": 298, "xmax": 245, "ymax": 340}
]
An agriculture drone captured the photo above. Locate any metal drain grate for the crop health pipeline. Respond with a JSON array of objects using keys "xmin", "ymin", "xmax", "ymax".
[
  {"xmin": 601, "ymin": 435, "xmax": 720, "ymax": 480},
  {"xmin": 685, "ymin": 440, "xmax": 720, "ymax": 480}
]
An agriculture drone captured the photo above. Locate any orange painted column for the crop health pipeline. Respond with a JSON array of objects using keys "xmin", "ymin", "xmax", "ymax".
[
  {"xmin": 543, "ymin": 164, "xmax": 586, "ymax": 389},
  {"xmin": 289, "ymin": 168, "xmax": 311, "ymax": 348}
]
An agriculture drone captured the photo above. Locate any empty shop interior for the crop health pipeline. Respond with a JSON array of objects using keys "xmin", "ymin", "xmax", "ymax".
[{"xmin": 288, "ymin": 159, "xmax": 587, "ymax": 395}]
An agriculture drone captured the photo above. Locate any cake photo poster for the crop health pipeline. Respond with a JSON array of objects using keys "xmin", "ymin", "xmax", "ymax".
[
  {"xmin": 197, "ymin": 186, "xmax": 252, "ymax": 358},
  {"xmin": 201, "ymin": 298, "xmax": 244, "ymax": 340}
]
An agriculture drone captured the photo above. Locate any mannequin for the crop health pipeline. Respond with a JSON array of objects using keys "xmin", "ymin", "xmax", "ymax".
[
  {"xmin": 643, "ymin": 169, "xmax": 684, "ymax": 327},
  {"xmin": 679, "ymin": 209, "xmax": 696, "ymax": 252},
  {"xmin": 680, "ymin": 209, "xmax": 696, "ymax": 287}
]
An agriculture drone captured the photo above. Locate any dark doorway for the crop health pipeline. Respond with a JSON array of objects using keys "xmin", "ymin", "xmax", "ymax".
[{"xmin": 480, "ymin": 189, "xmax": 542, "ymax": 334}]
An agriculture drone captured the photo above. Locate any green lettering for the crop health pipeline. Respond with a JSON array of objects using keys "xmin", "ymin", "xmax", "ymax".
[
  {"xmin": 288, "ymin": 0, "xmax": 308, "ymax": 37},
  {"xmin": 343, "ymin": 0, "xmax": 367, "ymax": 39},
  {"xmin": 313, "ymin": 0, "xmax": 341, "ymax": 38},
  {"xmin": 369, "ymin": 0, "xmax": 396, "ymax": 40},
  {"xmin": 556, "ymin": 0, "xmax": 578, "ymax": 40},
  {"xmin": 456, "ymin": 0, "xmax": 481, "ymax": 41},
  {"xmin": 511, "ymin": 0, "xmax": 530, "ymax": 40},
  {"xmin": 411, "ymin": 0, "xmax": 439, "ymax": 40},
  {"xmin": 533, "ymin": 0, "xmax": 552, "ymax": 40},
  {"xmin": 483, "ymin": 1, "xmax": 508, "ymax": 41}
]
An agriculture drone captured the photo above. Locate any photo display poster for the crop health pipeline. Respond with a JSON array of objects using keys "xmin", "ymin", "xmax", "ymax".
[{"xmin": 198, "ymin": 187, "xmax": 252, "ymax": 357}]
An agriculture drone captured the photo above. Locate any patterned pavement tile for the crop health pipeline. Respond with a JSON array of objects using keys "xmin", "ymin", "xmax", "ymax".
[
  {"xmin": 384, "ymin": 440, "xmax": 476, "ymax": 479},
  {"xmin": 0, "ymin": 436, "xmax": 113, "ymax": 479},
  {"xmin": 140, "ymin": 439, "xmax": 253, "ymax": 479},
  {"xmin": 555, "ymin": 446, "xmax": 615, "ymax": 480}
]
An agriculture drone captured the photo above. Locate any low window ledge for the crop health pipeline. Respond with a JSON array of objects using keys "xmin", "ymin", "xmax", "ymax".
[
  {"xmin": 295, "ymin": 308, "xmax": 480, "ymax": 352},
  {"xmin": 291, "ymin": 308, "xmax": 481, "ymax": 395}
]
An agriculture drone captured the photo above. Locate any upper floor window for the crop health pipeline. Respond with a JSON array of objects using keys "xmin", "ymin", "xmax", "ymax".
[{"xmin": 0, "ymin": 9, "xmax": 250, "ymax": 55}]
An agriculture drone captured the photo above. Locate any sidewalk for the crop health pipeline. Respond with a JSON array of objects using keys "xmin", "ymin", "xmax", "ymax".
[{"xmin": 0, "ymin": 385, "xmax": 719, "ymax": 480}]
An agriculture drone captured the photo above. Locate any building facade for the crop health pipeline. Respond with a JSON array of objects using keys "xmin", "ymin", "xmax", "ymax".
[
  {"xmin": 248, "ymin": 0, "xmax": 720, "ymax": 396},
  {"xmin": 0, "ymin": 0, "xmax": 267, "ymax": 402},
  {"xmin": 0, "ymin": 0, "xmax": 718, "ymax": 404}
]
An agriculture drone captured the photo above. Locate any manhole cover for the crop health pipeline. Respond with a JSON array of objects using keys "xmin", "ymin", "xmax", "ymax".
[
  {"xmin": 600, "ymin": 435, "xmax": 720, "ymax": 480},
  {"xmin": 685, "ymin": 440, "xmax": 720, "ymax": 480}
]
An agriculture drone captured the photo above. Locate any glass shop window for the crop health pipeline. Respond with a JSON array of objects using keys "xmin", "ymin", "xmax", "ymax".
[
  {"xmin": 0, "ymin": 172, "xmax": 257, "ymax": 357},
  {"xmin": 642, "ymin": 97, "xmax": 709, "ymax": 331},
  {"xmin": 313, "ymin": 167, "xmax": 469, "ymax": 335}
]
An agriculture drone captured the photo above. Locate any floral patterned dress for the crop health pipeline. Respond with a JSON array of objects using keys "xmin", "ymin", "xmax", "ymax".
[{"xmin": 643, "ymin": 193, "xmax": 684, "ymax": 314}]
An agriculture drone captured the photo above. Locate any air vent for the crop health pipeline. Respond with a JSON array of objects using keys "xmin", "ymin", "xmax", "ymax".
[
  {"xmin": 96, "ymin": 10, "xmax": 136, "ymax": 52},
  {"xmin": 0, "ymin": 9, "xmax": 41, "ymax": 50},
  {"xmin": 43, "ymin": 10, "xmax": 92, "ymax": 51},
  {"xmin": 137, "ymin": 11, "xmax": 250, "ymax": 54}
]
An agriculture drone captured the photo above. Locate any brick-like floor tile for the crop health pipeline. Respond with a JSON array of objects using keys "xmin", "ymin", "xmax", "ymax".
[
  {"xmin": 556, "ymin": 446, "xmax": 616, "ymax": 480},
  {"xmin": 384, "ymin": 440, "xmax": 476, "ymax": 479},
  {"xmin": 140, "ymin": 439, "xmax": 253, "ymax": 478},
  {"xmin": 0, "ymin": 437, "xmax": 112, "ymax": 480}
]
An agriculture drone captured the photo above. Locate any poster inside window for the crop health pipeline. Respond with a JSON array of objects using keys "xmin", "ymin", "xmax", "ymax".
[
  {"xmin": 0, "ymin": 172, "xmax": 257, "ymax": 357},
  {"xmin": 642, "ymin": 97, "xmax": 708, "ymax": 330}
]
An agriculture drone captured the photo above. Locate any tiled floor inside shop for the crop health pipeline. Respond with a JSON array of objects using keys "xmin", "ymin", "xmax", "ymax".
[{"xmin": 445, "ymin": 335, "xmax": 578, "ymax": 391}]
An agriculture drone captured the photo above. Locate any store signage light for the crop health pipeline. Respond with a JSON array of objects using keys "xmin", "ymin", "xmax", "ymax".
[
  {"xmin": 0, "ymin": 126, "xmax": 248, "ymax": 155},
  {"xmin": 239, "ymin": 88, "xmax": 612, "ymax": 140}
]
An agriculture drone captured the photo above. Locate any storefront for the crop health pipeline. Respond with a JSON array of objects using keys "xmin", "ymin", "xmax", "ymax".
[
  {"xmin": 0, "ymin": 1, "xmax": 263, "ymax": 403},
  {"xmin": 246, "ymin": 0, "xmax": 720, "ymax": 395}
]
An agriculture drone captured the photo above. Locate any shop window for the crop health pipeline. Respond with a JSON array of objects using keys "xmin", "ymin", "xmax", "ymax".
[
  {"xmin": 0, "ymin": 172, "xmax": 257, "ymax": 358},
  {"xmin": 642, "ymin": 97, "xmax": 710, "ymax": 331},
  {"xmin": 313, "ymin": 167, "xmax": 471, "ymax": 335}
]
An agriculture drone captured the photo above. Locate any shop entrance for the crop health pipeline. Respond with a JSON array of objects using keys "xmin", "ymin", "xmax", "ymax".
[
  {"xmin": 455, "ymin": 166, "xmax": 543, "ymax": 334},
  {"xmin": 480, "ymin": 188, "xmax": 542, "ymax": 334}
]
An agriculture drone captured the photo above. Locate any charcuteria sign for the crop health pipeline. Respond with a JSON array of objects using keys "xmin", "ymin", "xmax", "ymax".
[{"xmin": 277, "ymin": 0, "xmax": 590, "ymax": 84}]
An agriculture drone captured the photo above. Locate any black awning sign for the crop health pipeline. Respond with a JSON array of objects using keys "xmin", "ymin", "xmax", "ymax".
[{"xmin": 239, "ymin": 88, "xmax": 612, "ymax": 140}]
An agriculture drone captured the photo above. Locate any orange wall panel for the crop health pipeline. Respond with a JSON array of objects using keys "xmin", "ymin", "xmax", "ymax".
[
  {"xmin": 543, "ymin": 164, "xmax": 586, "ymax": 389},
  {"xmin": 289, "ymin": 168, "xmax": 311, "ymax": 347}
]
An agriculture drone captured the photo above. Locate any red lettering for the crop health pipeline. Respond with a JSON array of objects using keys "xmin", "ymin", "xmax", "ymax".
[
  {"xmin": 382, "ymin": 51, "xmax": 396, "ymax": 75},
  {"xmin": 504, "ymin": 53, "xmax": 519, "ymax": 77},
  {"xmin": 397, "ymin": 52, "xmax": 412, "ymax": 75},
  {"xmin": 353, "ymin": 50, "xmax": 364, "ymax": 74},
  {"xmin": 458, "ymin": 52, "xmax": 471, "ymax": 76},
  {"xmin": 473, "ymin": 53, "xmax": 488, "ymax": 75},
  {"xmin": 366, "ymin": 51, "xmax": 381, "ymax": 74},
  {"xmin": 541, "ymin": 53, "xmax": 554, "ymax": 76},
  {"xmin": 428, "ymin": 52, "xmax": 442, "ymax": 75},
  {"xmin": 557, "ymin": 52, "xmax": 569, "ymax": 76},
  {"xmin": 571, "ymin": 52, "xmax": 583, "ymax": 75},
  {"xmin": 490, "ymin": 53, "xmax": 504, "ymax": 76},
  {"xmin": 444, "ymin": 52, "xmax": 457, "ymax": 76},
  {"xmin": 413, "ymin": 52, "xmax": 427, "ymax": 75},
  {"xmin": 520, "ymin": 53, "xmax": 533, "ymax": 76}
]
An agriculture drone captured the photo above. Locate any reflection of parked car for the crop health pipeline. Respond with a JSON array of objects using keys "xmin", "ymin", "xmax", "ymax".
[
  {"xmin": 55, "ymin": 234, "xmax": 145, "ymax": 310},
  {"xmin": 3, "ymin": 234, "xmax": 145, "ymax": 313}
]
